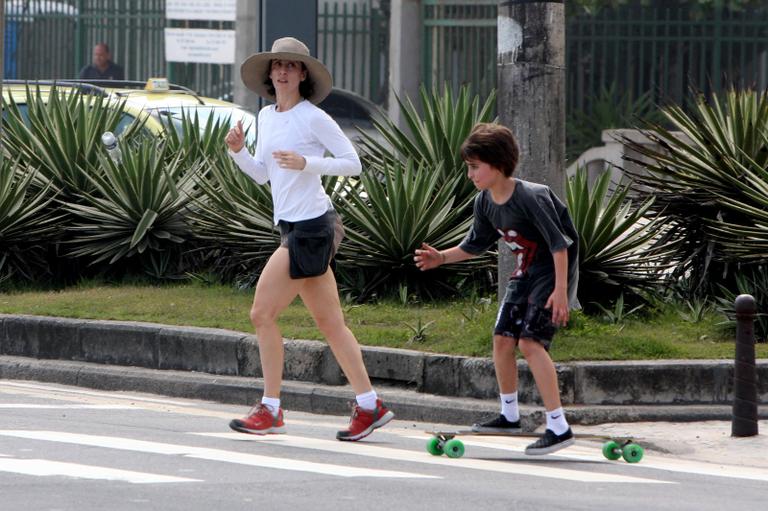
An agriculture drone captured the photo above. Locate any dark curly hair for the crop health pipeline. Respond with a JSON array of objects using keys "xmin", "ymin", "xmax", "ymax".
[{"xmin": 263, "ymin": 60, "xmax": 316, "ymax": 100}]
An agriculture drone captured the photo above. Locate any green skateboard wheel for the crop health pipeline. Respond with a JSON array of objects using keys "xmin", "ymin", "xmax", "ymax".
[
  {"xmin": 602, "ymin": 440, "xmax": 622, "ymax": 460},
  {"xmin": 443, "ymin": 438, "xmax": 465, "ymax": 458},
  {"xmin": 622, "ymin": 443, "xmax": 644, "ymax": 463},
  {"xmin": 426, "ymin": 436, "xmax": 444, "ymax": 456}
]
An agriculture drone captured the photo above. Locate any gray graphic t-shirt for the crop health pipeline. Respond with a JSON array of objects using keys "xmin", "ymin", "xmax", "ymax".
[{"xmin": 459, "ymin": 179, "xmax": 579, "ymax": 308}]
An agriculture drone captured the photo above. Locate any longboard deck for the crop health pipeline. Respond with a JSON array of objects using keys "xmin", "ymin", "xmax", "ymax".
[
  {"xmin": 426, "ymin": 430, "xmax": 644, "ymax": 463},
  {"xmin": 429, "ymin": 430, "xmax": 633, "ymax": 442}
]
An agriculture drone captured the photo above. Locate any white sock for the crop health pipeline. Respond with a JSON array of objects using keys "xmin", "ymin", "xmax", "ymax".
[
  {"xmin": 261, "ymin": 396, "xmax": 281, "ymax": 417},
  {"xmin": 356, "ymin": 390, "xmax": 378, "ymax": 411},
  {"xmin": 546, "ymin": 407, "xmax": 569, "ymax": 435},
  {"xmin": 500, "ymin": 392, "xmax": 520, "ymax": 422}
]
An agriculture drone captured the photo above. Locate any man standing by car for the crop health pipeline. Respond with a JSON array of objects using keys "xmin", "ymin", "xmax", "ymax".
[{"xmin": 79, "ymin": 43, "xmax": 124, "ymax": 80}]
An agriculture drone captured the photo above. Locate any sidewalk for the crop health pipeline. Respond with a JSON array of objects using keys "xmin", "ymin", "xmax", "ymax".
[{"xmin": 574, "ymin": 421, "xmax": 768, "ymax": 469}]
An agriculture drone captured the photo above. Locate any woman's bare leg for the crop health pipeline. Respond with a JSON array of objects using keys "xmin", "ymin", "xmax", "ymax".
[
  {"xmin": 250, "ymin": 247, "xmax": 304, "ymax": 398},
  {"xmin": 299, "ymin": 268, "xmax": 372, "ymax": 395}
]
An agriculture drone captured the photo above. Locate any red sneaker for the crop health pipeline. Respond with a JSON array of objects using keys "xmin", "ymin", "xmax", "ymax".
[
  {"xmin": 229, "ymin": 404, "xmax": 286, "ymax": 435},
  {"xmin": 336, "ymin": 399, "xmax": 394, "ymax": 441}
]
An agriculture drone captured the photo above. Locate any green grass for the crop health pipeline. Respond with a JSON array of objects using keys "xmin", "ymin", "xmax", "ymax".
[{"xmin": 1, "ymin": 281, "xmax": 765, "ymax": 361}]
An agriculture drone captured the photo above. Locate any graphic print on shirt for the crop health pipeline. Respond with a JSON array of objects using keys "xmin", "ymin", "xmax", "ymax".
[{"xmin": 498, "ymin": 228, "xmax": 538, "ymax": 278}]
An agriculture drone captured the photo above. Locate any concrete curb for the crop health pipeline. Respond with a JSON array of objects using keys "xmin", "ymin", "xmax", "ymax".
[{"xmin": 1, "ymin": 313, "xmax": 766, "ymax": 411}]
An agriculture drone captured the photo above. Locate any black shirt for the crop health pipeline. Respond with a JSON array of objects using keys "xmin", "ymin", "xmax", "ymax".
[
  {"xmin": 460, "ymin": 179, "xmax": 580, "ymax": 307},
  {"xmin": 78, "ymin": 62, "xmax": 124, "ymax": 80}
]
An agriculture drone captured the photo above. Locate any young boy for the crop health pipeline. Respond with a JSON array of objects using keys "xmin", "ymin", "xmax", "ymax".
[{"xmin": 414, "ymin": 123, "xmax": 579, "ymax": 455}]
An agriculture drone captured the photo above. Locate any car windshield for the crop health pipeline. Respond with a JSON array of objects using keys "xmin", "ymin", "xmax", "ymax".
[
  {"xmin": 147, "ymin": 106, "xmax": 257, "ymax": 144},
  {"xmin": 3, "ymin": 101, "xmax": 143, "ymax": 137}
]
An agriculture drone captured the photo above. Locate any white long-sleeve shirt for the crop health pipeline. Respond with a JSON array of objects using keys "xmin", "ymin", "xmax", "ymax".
[{"xmin": 229, "ymin": 99, "xmax": 362, "ymax": 224}]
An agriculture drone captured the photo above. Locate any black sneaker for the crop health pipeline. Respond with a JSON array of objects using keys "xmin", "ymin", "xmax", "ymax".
[
  {"xmin": 471, "ymin": 414, "xmax": 522, "ymax": 433},
  {"xmin": 525, "ymin": 428, "xmax": 575, "ymax": 455}
]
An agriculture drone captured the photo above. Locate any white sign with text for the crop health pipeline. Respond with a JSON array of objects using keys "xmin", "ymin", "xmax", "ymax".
[
  {"xmin": 166, "ymin": 0, "xmax": 236, "ymax": 21},
  {"xmin": 165, "ymin": 28, "xmax": 236, "ymax": 64}
]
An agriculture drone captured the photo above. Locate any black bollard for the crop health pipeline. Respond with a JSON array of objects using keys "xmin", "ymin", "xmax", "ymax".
[{"xmin": 732, "ymin": 294, "xmax": 759, "ymax": 437}]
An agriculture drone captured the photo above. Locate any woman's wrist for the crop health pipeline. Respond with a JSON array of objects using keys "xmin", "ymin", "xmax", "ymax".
[{"xmin": 439, "ymin": 251, "xmax": 447, "ymax": 264}]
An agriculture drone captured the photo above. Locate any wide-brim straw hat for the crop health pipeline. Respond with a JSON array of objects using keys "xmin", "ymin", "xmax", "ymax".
[{"xmin": 240, "ymin": 37, "xmax": 332, "ymax": 104}]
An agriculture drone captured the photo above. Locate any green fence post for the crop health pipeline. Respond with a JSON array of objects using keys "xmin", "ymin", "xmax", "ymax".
[
  {"xmin": 75, "ymin": 0, "xmax": 84, "ymax": 74},
  {"xmin": 713, "ymin": 0, "xmax": 723, "ymax": 92}
]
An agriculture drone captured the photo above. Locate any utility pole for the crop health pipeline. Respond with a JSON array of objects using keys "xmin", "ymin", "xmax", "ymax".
[
  {"xmin": 234, "ymin": 0, "xmax": 262, "ymax": 114},
  {"xmin": 495, "ymin": 1, "xmax": 566, "ymax": 299},
  {"xmin": 1, "ymin": 0, "xmax": 5, "ymax": 159},
  {"xmin": 388, "ymin": 0, "xmax": 421, "ymax": 128}
]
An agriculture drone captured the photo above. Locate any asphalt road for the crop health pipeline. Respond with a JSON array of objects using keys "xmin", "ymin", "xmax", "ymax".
[{"xmin": 0, "ymin": 380, "xmax": 765, "ymax": 511}]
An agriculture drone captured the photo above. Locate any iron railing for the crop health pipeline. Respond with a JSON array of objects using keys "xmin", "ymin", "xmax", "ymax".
[
  {"xmin": 421, "ymin": 1, "xmax": 768, "ymax": 115},
  {"xmin": 3, "ymin": 0, "xmax": 387, "ymax": 103},
  {"xmin": 422, "ymin": 0, "xmax": 496, "ymax": 101},
  {"xmin": 8, "ymin": 1, "xmax": 764, "ymax": 115},
  {"xmin": 568, "ymin": 4, "xmax": 768, "ymax": 113},
  {"xmin": 318, "ymin": 0, "xmax": 389, "ymax": 103}
]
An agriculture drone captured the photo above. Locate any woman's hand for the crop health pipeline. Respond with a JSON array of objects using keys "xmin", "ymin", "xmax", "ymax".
[
  {"xmin": 414, "ymin": 242, "xmax": 445, "ymax": 271},
  {"xmin": 272, "ymin": 150, "xmax": 306, "ymax": 170},
  {"xmin": 225, "ymin": 120, "xmax": 245, "ymax": 153}
]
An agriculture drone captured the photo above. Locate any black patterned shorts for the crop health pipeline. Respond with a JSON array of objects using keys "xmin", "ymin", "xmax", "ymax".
[{"xmin": 493, "ymin": 301, "xmax": 557, "ymax": 350}]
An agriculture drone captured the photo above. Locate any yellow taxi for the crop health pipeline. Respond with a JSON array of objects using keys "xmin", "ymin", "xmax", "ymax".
[
  {"xmin": 2, "ymin": 78, "xmax": 384, "ymax": 147},
  {"xmin": 1, "ymin": 77, "xmax": 258, "ymax": 144}
]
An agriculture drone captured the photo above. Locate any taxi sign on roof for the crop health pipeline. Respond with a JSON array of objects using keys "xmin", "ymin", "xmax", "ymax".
[{"xmin": 145, "ymin": 78, "xmax": 170, "ymax": 92}]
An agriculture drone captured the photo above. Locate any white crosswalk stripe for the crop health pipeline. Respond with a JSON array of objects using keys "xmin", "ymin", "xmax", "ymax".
[
  {"xmin": 0, "ymin": 381, "xmax": 191, "ymax": 406},
  {"xmin": 0, "ymin": 457, "xmax": 200, "ymax": 484},
  {"xmin": 4, "ymin": 382, "xmax": 763, "ymax": 485},
  {"xmin": 0, "ymin": 404, "xmax": 136, "ymax": 409},
  {"xmin": 194, "ymin": 432, "xmax": 670, "ymax": 484},
  {"xmin": 0, "ymin": 430, "xmax": 439, "ymax": 479},
  {"xmin": 401, "ymin": 434, "xmax": 768, "ymax": 483}
]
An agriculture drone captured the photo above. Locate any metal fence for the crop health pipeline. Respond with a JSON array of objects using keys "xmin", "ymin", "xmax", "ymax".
[
  {"xmin": 3, "ymin": 0, "xmax": 231, "ymax": 98},
  {"xmin": 422, "ymin": 0, "xmax": 496, "ymax": 100},
  {"xmin": 3, "ymin": 0, "xmax": 387, "ymax": 103},
  {"xmin": 75, "ymin": 0, "xmax": 168, "ymax": 81},
  {"xmin": 568, "ymin": 4, "xmax": 768, "ymax": 113},
  {"xmin": 5, "ymin": 0, "xmax": 83, "ymax": 80},
  {"xmin": 6, "ymin": 1, "xmax": 767, "ymax": 113},
  {"xmin": 318, "ymin": 0, "xmax": 389, "ymax": 103},
  {"xmin": 421, "ymin": 1, "xmax": 768, "ymax": 115}
]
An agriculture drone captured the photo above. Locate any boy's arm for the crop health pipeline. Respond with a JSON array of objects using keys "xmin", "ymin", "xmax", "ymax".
[
  {"xmin": 545, "ymin": 248, "xmax": 570, "ymax": 326},
  {"xmin": 414, "ymin": 243, "xmax": 475, "ymax": 271}
]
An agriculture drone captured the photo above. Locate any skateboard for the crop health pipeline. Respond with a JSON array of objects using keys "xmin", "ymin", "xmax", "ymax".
[{"xmin": 426, "ymin": 429, "xmax": 644, "ymax": 463}]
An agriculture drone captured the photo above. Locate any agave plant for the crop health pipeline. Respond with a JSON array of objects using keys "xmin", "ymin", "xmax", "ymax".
[
  {"xmin": 0, "ymin": 159, "xmax": 62, "ymax": 285},
  {"xmin": 357, "ymin": 84, "xmax": 496, "ymax": 206},
  {"xmin": 189, "ymin": 150, "xmax": 279, "ymax": 285},
  {"xmin": 336, "ymin": 84, "xmax": 497, "ymax": 300},
  {"xmin": 567, "ymin": 166, "xmax": 678, "ymax": 307},
  {"xmin": 1, "ymin": 85, "xmax": 146, "ymax": 199},
  {"xmin": 158, "ymin": 109, "xmax": 238, "ymax": 165},
  {"xmin": 715, "ymin": 265, "xmax": 768, "ymax": 343},
  {"xmin": 621, "ymin": 88, "xmax": 768, "ymax": 296},
  {"xmin": 708, "ymin": 216, "xmax": 768, "ymax": 262},
  {"xmin": 335, "ymin": 159, "xmax": 493, "ymax": 300},
  {"xmin": 64, "ymin": 139, "xmax": 200, "ymax": 278}
]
